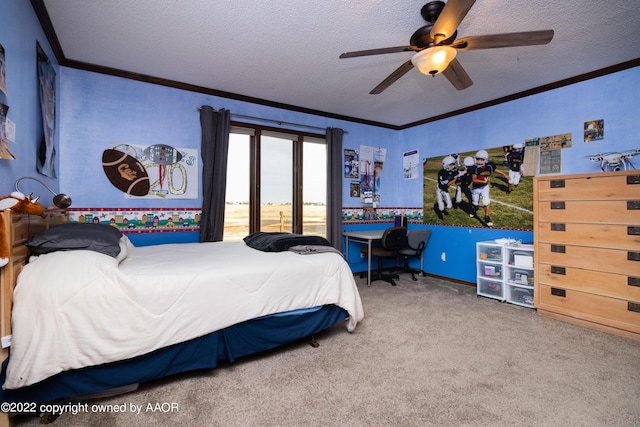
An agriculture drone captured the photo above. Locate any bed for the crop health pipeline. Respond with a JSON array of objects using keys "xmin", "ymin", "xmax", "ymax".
[{"xmin": 0, "ymin": 209, "xmax": 363, "ymax": 414}]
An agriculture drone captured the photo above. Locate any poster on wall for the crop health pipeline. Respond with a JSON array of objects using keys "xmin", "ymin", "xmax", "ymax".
[
  {"xmin": 110, "ymin": 142, "xmax": 199, "ymax": 199},
  {"xmin": 584, "ymin": 120, "xmax": 604, "ymax": 142},
  {"xmin": 539, "ymin": 149, "xmax": 562, "ymax": 174},
  {"xmin": 522, "ymin": 138, "xmax": 540, "ymax": 176},
  {"xmin": 540, "ymin": 133, "xmax": 572, "ymax": 150},
  {"xmin": 0, "ymin": 103, "xmax": 15, "ymax": 160},
  {"xmin": 359, "ymin": 145, "xmax": 386, "ymax": 205},
  {"xmin": 350, "ymin": 181, "xmax": 360, "ymax": 197},
  {"xmin": 538, "ymin": 132, "xmax": 571, "ymax": 174},
  {"xmin": 36, "ymin": 42, "xmax": 57, "ymax": 177},
  {"xmin": 0, "ymin": 44, "xmax": 7, "ymax": 96},
  {"xmin": 344, "ymin": 148, "xmax": 359, "ymax": 178},
  {"xmin": 423, "ymin": 145, "xmax": 533, "ymax": 230},
  {"xmin": 359, "ymin": 145, "xmax": 374, "ymax": 203},
  {"xmin": 403, "ymin": 149, "xmax": 419, "ymax": 180}
]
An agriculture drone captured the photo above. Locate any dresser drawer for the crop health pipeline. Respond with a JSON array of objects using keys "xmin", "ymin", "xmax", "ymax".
[
  {"xmin": 536, "ymin": 222, "xmax": 640, "ymax": 250},
  {"xmin": 536, "ymin": 173, "xmax": 640, "ymax": 201},
  {"xmin": 537, "ymin": 243, "xmax": 640, "ymax": 276},
  {"xmin": 537, "ymin": 284, "xmax": 640, "ymax": 334},
  {"xmin": 538, "ymin": 264, "xmax": 640, "ymax": 301},
  {"xmin": 537, "ymin": 200, "xmax": 640, "ymax": 223}
]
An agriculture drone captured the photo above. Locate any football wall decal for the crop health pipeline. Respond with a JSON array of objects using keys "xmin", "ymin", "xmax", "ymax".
[{"xmin": 102, "ymin": 149, "xmax": 151, "ymax": 196}]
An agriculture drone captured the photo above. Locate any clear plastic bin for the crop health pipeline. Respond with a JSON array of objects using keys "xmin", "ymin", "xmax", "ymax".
[{"xmin": 478, "ymin": 278, "xmax": 504, "ymax": 300}]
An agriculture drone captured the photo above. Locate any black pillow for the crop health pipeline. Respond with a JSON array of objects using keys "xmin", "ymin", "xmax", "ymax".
[
  {"xmin": 26, "ymin": 223, "xmax": 123, "ymax": 257},
  {"xmin": 243, "ymin": 232, "xmax": 331, "ymax": 252}
]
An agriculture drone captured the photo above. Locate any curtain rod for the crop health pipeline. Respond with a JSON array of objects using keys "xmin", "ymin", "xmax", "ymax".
[{"xmin": 197, "ymin": 108, "xmax": 346, "ymax": 133}]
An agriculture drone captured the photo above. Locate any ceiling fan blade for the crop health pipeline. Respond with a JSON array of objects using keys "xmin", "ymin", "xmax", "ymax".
[
  {"xmin": 442, "ymin": 58, "xmax": 473, "ymax": 91},
  {"xmin": 431, "ymin": 0, "xmax": 476, "ymax": 45},
  {"xmin": 339, "ymin": 46, "xmax": 417, "ymax": 59},
  {"xmin": 452, "ymin": 30, "xmax": 554, "ymax": 50},
  {"xmin": 370, "ymin": 60, "xmax": 414, "ymax": 94}
]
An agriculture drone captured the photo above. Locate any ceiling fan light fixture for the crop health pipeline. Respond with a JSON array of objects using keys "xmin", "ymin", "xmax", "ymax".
[{"xmin": 411, "ymin": 45, "xmax": 457, "ymax": 76}]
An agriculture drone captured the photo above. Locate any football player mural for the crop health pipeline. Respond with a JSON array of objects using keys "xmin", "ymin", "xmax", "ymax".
[{"xmin": 423, "ymin": 145, "xmax": 533, "ymax": 230}]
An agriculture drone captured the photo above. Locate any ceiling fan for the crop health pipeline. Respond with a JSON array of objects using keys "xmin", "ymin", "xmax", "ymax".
[{"xmin": 339, "ymin": 0, "xmax": 554, "ymax": 94}]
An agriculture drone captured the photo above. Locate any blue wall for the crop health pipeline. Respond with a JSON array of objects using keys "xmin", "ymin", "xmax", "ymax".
[
  {"xmin": 390, "ymin": 66, "xmax": 640, "ymax": 282},
  {"xmin": 2, "ymin": 0, "xmax": 639, "ymax": 282},
  {"xmin": 57, "ymin": 69, "xmax": 398, "ymax": 247},
  {"xmin": 399, "ymin": 68, "xmax": 640, "ymax": 177},
  {"xmin": 58, "ymin": 68, "xmax": 400, "ymax": 209},
  {"xmin": 0, "ymin": 0, "xmax": 60, "ymax": 196}
]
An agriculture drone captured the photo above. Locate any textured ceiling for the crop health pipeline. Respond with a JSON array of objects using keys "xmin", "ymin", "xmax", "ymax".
[{"xmin": 39, "ymin": 0, "xmax": 640, "ymax": 128}]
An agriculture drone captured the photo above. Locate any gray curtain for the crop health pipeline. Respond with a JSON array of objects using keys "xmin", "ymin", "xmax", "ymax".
[
  {"xmin": 326, "ymin": 127, "xmax": 344, "ymax": 251},
  {"xmin": 199, "ymin": 106, "xmax": 231, "ymax": 242}
]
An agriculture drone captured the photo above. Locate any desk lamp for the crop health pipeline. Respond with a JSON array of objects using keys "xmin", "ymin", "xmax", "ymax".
[{"xmin": 15, "ymin": 176, "xmax": 72, "ymax": 209}]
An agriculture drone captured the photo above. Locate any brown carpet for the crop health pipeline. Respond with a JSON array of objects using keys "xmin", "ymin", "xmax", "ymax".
[{"xmin": 13, "ymin": 275, "xmax": 640, "ymax": 426}]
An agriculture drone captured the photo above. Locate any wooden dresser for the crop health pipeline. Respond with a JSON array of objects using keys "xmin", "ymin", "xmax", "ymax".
[{"xmin": 533, "ymin": 170, "xmax": 640, "ymax": 340}]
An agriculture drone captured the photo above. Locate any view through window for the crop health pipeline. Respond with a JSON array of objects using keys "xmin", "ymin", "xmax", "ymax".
[
  {"xmin": 260, "ymin": 134, "xmax": 293, "ymax": 233},
  {"xmin": 223, "ymin": 126, "xmax": 326, "ymax": 241},
  {"xmin": 224, "ymin": 132, "xmax": 250, "ymax": 240},
  {"xmin": 302, "ymin": 140, "xmax": 327, "ymax": 235}
]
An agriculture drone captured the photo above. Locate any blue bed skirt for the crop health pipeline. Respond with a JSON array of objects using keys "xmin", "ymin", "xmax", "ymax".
[{"xmin": 1, "ymin": 304, "xmax": 348, "ymax": 405}]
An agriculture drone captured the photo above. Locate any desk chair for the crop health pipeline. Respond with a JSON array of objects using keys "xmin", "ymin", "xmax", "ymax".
[
  {"xmin": 360, "ymin": 227, "xmax": 407, "ymax": 286},
  {"xmin": 397, "ymin": 228, "xmax": 431, "ymax": 281}
]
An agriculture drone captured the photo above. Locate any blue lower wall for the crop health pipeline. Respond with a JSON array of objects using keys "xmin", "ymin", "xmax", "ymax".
[
  {"xmin": 423, "ymin": 225, "xmax": 532, "ymax": 283},
  {"xmin": 126, "ymin": 231, "xmax": 200, "ymax": 247},
  {"xmin": 343, "ymin": 222, "xmax": 532, "ymax": 284}
]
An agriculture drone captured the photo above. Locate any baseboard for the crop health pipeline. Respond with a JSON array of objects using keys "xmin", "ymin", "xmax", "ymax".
[{"xmin": 351, "ymin": 271, "xmax": 475, "ymax": 288}]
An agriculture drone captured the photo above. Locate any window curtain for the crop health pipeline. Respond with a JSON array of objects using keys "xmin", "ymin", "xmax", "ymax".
[
  {"xmin": 199, "ymin": 106, "xmax": 231, "ymax": 242},
  {"xmin": 326, "ymin": 127, "xmax": 344, "ymax": 251}
]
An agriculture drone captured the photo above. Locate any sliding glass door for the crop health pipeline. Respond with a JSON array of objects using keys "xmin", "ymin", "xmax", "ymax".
[{"xmin": 223, "ymin": 125, "xmax": 326, "ymax": 241}]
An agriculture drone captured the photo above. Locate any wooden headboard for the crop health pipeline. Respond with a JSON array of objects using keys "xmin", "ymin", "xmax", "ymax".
[
  {"xmin": 0, "ymin": 209, "xmax": 69, "ymax": 359},
  {"xmin": 0, "ymin": 209, "xmax": 67, "ymax": 426}
]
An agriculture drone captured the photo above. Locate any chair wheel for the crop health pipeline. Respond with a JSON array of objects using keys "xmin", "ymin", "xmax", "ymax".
[
  {"xmin": 412, "ymin": 276, "xmax": 417, "ymax": 281},
  {"xmin": 391, "ymin": 280, "xmax": 397, "ymax": 286}
]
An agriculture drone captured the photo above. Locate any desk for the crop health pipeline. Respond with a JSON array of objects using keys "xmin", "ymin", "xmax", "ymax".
[{"xmin": 343, "ymin": 230, "xmax": 384, "ymax": 287}]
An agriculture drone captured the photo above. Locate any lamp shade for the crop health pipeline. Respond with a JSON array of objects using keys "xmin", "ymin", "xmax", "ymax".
[{"xmin": 411, "ymin": 46, "xmax": 457, "ymax": 75}]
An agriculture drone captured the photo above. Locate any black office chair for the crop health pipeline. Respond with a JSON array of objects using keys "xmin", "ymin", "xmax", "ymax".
[
  {"xmin": 360, "ymin": 226, "xmax": 407, "ymax": 286},
  {"xmin": 397, "ymin": 228, "xmax": 431, "ymax": 281}
]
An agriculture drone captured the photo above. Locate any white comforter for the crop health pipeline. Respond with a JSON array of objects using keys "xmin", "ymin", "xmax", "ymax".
[{"xmin": 5, "ymin": 241, "xmax": 364, "ymax": 389}]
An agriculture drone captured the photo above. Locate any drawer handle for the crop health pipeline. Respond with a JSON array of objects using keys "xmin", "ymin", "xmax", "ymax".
[
  {"xmin": 628, "ymin": 252, "xmax": 640, "ymax": 262},
  {"xmin": 551, "ymin": 287, "xmax": 566, "ymax": 297},
  {"xmin": 551, "ymin": 266, "xmax": 566, "ymax": 275},
  {"xmin": 629, "ymin": 302, "xmax": 640, "ymax": 313},
  {"xmin": 629, "ymin": 227, "xmax": 640, "ymax": 236},
  {"xmin": 550, "ymin": 179, "xmax": 565, "ymax": 188},
  {"xmin": 629, "ymin": 277, "xmax": 640, "ymax": 287},
  {"xmin": 627, "ymin": 175, "xmax": 640, "ymax": 185},
  {"xmin": 628, "ymin": 201, "xmax": 640, "ymax": 210},
  {"xmin": 551, "ymin": 245, "xmax": 566, "ymax": 253},
  {"xmin": 551, "ymin": 223, "xmax": 566, "ymax": 232},
  {"xmin": 550, "ymin": 201, "xmax": 565, "ymax": 210}
]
